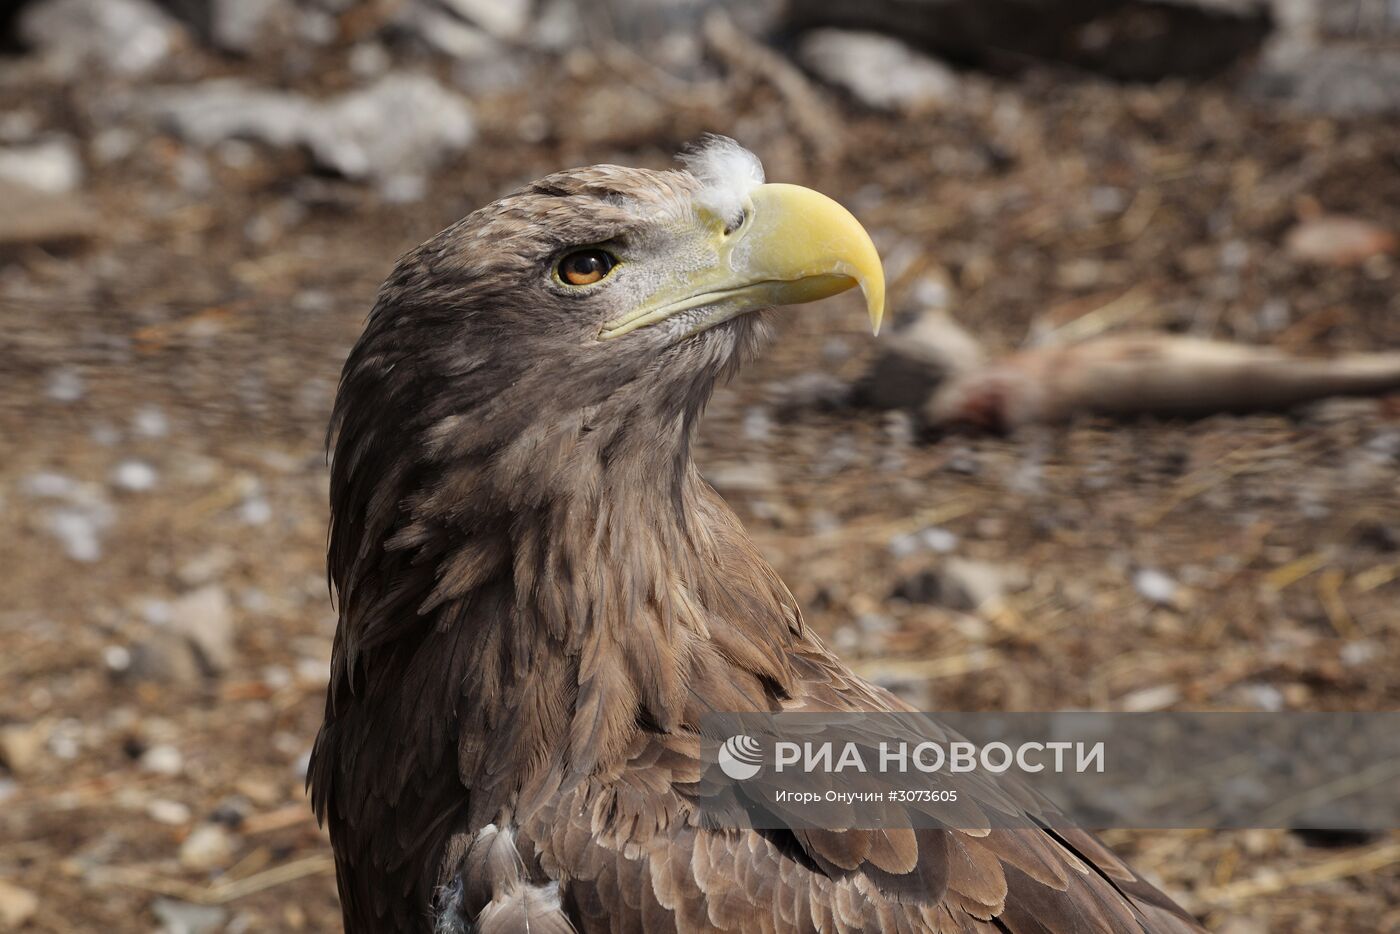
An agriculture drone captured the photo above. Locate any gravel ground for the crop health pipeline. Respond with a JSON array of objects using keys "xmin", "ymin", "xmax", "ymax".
[{"xmin": 0, "ymin": 6, "xmax": 1398, "ymax": 931}]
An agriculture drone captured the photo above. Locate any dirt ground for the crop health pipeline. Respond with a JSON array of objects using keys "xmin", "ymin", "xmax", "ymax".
[{"xmin": 1, "ymin": 17, "xmax": 1398, "ymax": 934}]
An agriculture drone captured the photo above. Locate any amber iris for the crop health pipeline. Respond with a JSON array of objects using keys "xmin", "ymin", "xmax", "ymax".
[{"xmin": 559, "ymin": 249, "xmax": 616, "ymax": 286}]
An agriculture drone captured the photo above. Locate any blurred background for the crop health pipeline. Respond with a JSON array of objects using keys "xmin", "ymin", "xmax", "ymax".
[{"xmin": 0, "ymin": 0, "xmax": 1397, "ymax": 931}]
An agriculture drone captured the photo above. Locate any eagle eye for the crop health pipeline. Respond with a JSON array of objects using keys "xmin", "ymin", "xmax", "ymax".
[{"xmin": 557, "ymin": 249, "xmax": 616, "ymax": 286}]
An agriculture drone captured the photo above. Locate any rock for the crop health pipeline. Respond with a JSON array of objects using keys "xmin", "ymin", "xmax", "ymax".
[
  {"xmin": 767, "ymin": 372, "xmax": 852, "ymax": 411},
  {"xmin": 208, "ymin": 795, "xmax": 251, "ymax": 828},
  {"xmin": 169, "ymin": 586, "xmax": 236, "ymax": 674},
  {"xmin": 0, "ymin": 723, "xmax": 45, "ymax": 776},
  {"xmin": 147, "ymin": 798, "xmax": 193, "ymax": 825},
  {"xmin": 294, "ymin": 656, "xmax": 329, "ymax": 686},
  {"xmin": 179, "ymin": 823, "xmax": 235, "ymax": 871},
  {"xmin": 133, "ymin": 406, "xmax": 170, "ymax": 437},
  {"xmin": 22, "ymin": 472, "xmax": 76, "ymax": 498},
  {"xmin": 892, "ymin": 558, "xmax": 1023, "ymax": 611},
  {"xmin": 140, "ymin": 743, "xmax": 184, "ymax": 776},
  {"xmin": 1251, "ymin": 0, "xmax": 1400, "ymax": 117},
  {"xmin": 207, "ymin": 0, "xmax": 288, "ymax": 53},
  {"xmin": 564, "ymin": 85, "xmax": 668, "ymax": 149},
  {"xmin": 0, "ymin": 879, "xmax": 39, "ymax": 929},
  {"xmin": 34, "ymin": 474, "xmax": 116, "ymax": 563},
  {"xmin": 152, "ymin": 898, "xmax": 227, "ymax": 934},
  {"xmin": 1243, "ymin": 683, "xmax": 1285, "ymax": 712},
  {"xmin": 45, "ymin": 720, "xmax": 80, "ymax": 760},
  {"xmin": 798, "ymin": 30, "xmax": 959, "ymax": 111},
  {"xmin": 1216, "ymin": 916, "xmax": 1269, "ymax": 934},
  {"xmin": 237, "ymin": 494, "xmax": 272, "ymax": 526},
  {"xmin": 1118, "ymin": 683, "xmax": 1181, "ymax": 712},
  {"xmin": 888, "ymin": 526, "xmax": 959, "ymax": 558},
  {"xmin": 148, "ymin": 80, "xmax": 314, "ymax": 151},
  {"xmin": 0, "ymin": 139, "xmax": 83, "ymax": 194},
  {"xmin": 110, "ymin": 460, "xmax": 158, "ymax": 492},
  {"xmin": 919, "ymin": 527, "xmax": 959, "ymax": 553},
  {"xmin": 42, "ymin": 508, "xmax": 105, "ymax": 562},
  {"xmin": 439, "ymin": 0, "xmax": 531, "ymax": 40},
  {"xmin": 26, "ymin": 474, "xmax": 116, "ymax": 567},
  {"xmin": 741, "ymin": 408, "xmax": 772, "ymax": 441},
  {"xmin": 703, "ymin": 462, "xmax": 778, "ymax": 493},
  {"xmin": 398, "ymin": 0, "xmax": 532, "ymax": 62},
  {"xmin": 1339, "ymin": 640, "xmax": 1379, "ymax": 667},
  {"xmin": 175, "ymin": 548, "xmax": 234, "ymax": 587},
  {"xmin": 857, "ymin": 309, "xmax": 985, "ymax": 412},
  {"xmin": 1284, "ymin": 215, "xmax": 1397, "ymax": 267},
  {"xmin": 0, "ymin": 179, "xmax": 97, "ymax": 247},
  {"xmin": 307, "ymin": 74, "xmax": 475, "ymax": 193},
  {"xmin": 102, "ymin": 644, "xmax": 132, "ymax": 674},
  {"xmin": 20, "ymin": 0, "xmax": 183, "ymax": 76},
  {"xmin": 126, "ymin": 630, "xmax": 204, "ymax": 685},
  {"xmin": 403, "ymin": 5, "xmax": 503, "ymax": 61},
  {"xmin": 44, "ymin": 367, "xmax": 84, "ymax": 402},
  {"xmin": 1132, "ymin": 568, "xmax": 1179, "ymax": 606},
  {"xmin": 149, "ymin": 74, "xmax": 476, "ymax": 195}
]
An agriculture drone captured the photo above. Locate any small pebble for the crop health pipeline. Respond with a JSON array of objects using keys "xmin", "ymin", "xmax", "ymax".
[
  {"xmin": 1340, "ymin": 641, "xmax": 1379, "ymax": 667},
  {"xmin": 45, "ymin": 367, "xmax": 84, "ymax": 402},
  {"xmin": 44, "ymin": 511, "xmax": 97, "ymax": 561},
  {"xmin": 919, "ymin": 527, "xmax": 959, "ymax": 554},
  {"xmin": 742, "ymin": 408, "xmax": 772, "ymax": 442},
  {"xmin": 0, "ymin": 879, "xmax": 39, "ymax": 929},
  {"xmin": 133, "ymin": 406, "xmax": 169, "ymax": 438},
  {"xmin": 179, "ymin": 823, "xmax": 235, "ymax": 871},
  {"xmin": 111, "ymin": 460, "xmax": 158, "ymax": 492},
  {"xmin": 153, "ymin": 898, "xmax": 227, "ymax": 934},
  {"xmin": 90, "ymin": 423, "xmax": 122, "ymax": 445},
  {"xmin": 147, "ymin": 798, "xmax": 193, "ymax": 825},
  {"xmin": 0, "ymin": 723, "xmax": 45, "ymax": 775},
  {"xmin": 24, "ymin": 472, "xmax": 76, "ymax": 498},
  {"xmin": 103, "ymin": 644, "xmax": 132, "ymax": 673},
  {"xmin": 238, "ymin": 496, "xmax": 272, "ymax": 525},
  {"xmin": 141, "ymin": 744, "xmax": 184, "ymax": 776},
  {"xmin": 1244, "ymin": 684, "xmax": 1285, "ymax": 712},
  {"xmin": 1118, "ymin": 684, "xmax": 1181, "ymax": 712},
  {"xmin": 1133, "ymin": 568, "xmax": 1178, "ymax": 606}
]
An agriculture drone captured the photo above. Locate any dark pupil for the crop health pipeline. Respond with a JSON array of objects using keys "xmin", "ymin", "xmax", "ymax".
[{"xmin": 561, "ymin": 250, "xmax": 616, "ymax": 284}]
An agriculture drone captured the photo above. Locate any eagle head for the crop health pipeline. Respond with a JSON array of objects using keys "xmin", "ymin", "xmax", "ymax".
[{"xmin": 333, "ymin": 138, "xmax": 882, "ymax": 464}]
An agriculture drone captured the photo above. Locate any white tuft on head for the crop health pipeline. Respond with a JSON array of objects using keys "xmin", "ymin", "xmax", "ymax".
[{"xmin": 679, "ymin": 135, "xmax": 765, "ymax": 227}]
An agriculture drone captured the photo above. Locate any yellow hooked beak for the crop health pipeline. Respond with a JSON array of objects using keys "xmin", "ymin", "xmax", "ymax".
[{"xmin": 599, "ymin": 183, "xmax": 884, "ymax": 340}]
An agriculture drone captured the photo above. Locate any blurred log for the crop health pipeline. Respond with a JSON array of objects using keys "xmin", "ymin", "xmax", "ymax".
[
  {"xmin": 926, "ymin": 334, "xmax": 1400, "ymax": 431},
  {"xmin": 785, "ymin": 0, "xmax": 1129, "ymax": 66},
  {"xmin": 0, "ymin": 0, "xmax": 29, "ymax": 48},
  {"xmin": 784, "ymin": 0, "xmax": 1271, "ymax": 79}
]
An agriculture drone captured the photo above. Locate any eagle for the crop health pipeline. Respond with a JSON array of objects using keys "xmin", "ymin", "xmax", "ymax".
[{"xmin": 309, "ymin": 138, "xmax": 1204, "ymax": 934}]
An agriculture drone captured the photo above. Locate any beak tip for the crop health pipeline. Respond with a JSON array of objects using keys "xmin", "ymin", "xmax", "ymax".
[{"xmin": 866, "ymin": 293, "xmax": 884, "ymax": 337}]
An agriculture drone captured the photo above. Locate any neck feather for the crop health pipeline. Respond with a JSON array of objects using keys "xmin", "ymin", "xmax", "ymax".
[{"xmin": 326, "ymin": 383, "xmax": 803, "ymax": 821}]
